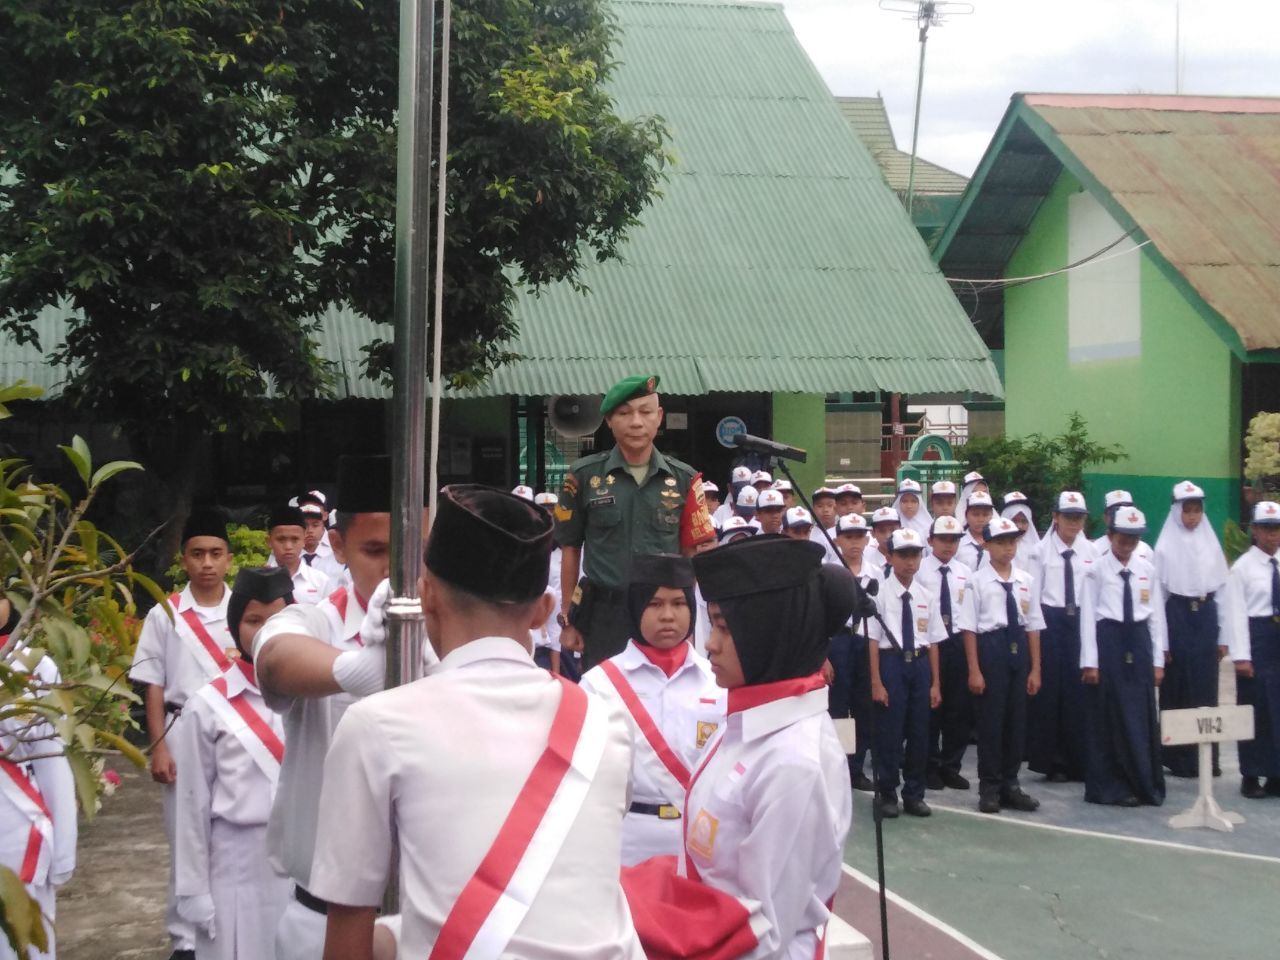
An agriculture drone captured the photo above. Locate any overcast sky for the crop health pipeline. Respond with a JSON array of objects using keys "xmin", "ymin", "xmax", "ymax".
[{"xmin": 781, "ymin": 0, "xmax": 1280, "ymax": 176}]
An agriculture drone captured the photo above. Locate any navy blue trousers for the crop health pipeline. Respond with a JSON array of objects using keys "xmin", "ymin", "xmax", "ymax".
[
  {"xmin": 975, "ymin": 628, "xmax": 1029, "ymax": 796},
  {"xmin": 928, "ymin": 636, "xmax": 972, "ymax": 776},
  {"xmin": 1238, "ymin": 616, "xmax": 1280, "ymax": 778},
  {"xmin": 1027, "ymin": 605, "xmax": 1088, "ymax": 780},
  {"xmin": 1084, "ymin": 619, "xmax": 1165, "ymax": 805},
  {"xmin": 874, "ymin": 651, "xmax": 932, "ymax": 802},
  {"xmin": 829, "ymin": 627, "xmax": 872, "ymax": 775},
  {"xmin": 1160, "ymin": 595, "xmax": 1220, "ymax": 777}
]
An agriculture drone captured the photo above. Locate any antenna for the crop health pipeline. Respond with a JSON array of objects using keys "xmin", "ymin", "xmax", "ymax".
[{"xmin": 879, "ymin": 1, "xmax": 975, "ymax": 216}]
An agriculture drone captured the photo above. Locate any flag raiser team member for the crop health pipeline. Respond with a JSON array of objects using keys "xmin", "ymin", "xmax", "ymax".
[
  {"xmin": 579, "ymin": 554, "xmax": 725, "ymax": 865},
  {"xmin": 128, "ymin": 507, "xmax": 234, "ymax": 959},
  {"xmin": 556, "ymin": 375, "xmax": 716, "ymax": 669},
  {"xmin": 312, "ymin": 485, "xmax": 643, "ymax": 960},
  {"xmin": 251, "ymin": 455, "xmax": 432, "ymax": 960},
  {"xmin": 623, "ymin": 536, "xmax": 856, "ymax": 960},
  {"xmin": 173, "ymin": 568, "xmax": 292, "ymax": 960}
]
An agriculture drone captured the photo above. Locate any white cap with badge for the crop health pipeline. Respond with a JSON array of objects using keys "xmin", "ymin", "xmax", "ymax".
[
  {"xmin": 1110, "ymin": 507, "xmax": 1147, "ymax": 535},
  {"xmin": 930, "ymin": 515, "xmax": 964, "ymax": 537},
  {"xmin": 1104, "ymin": 489, "xmax": 1134, "ymax": 510},
  {"xmin": 736, "ymin": 486, "xmax": 758, "ymax": 508},
  {"xmin": 1252, "ymin": 501, "xmax": 1280, "ymax": 526},
  {"xmin": 965, "ymin": 491, "xmax": 995, "ymax": 509},
  {"xmin": 984, "ymin": 517, "xmax": 1021, "ymax": 540},
  {"xmin": 871, "ymin": 506, "xmax": 901, "ymax": 526},
  {"xmin": 757, "ymin": 489, "xmax": 785, "ymax": 509},
  {"xmin": 784, "ymin": 506, "xmax": 814, "ymax": 529},
  {"xmin": 837, "ymin": 514, "xmax": 869, "ymax": 534},
  {"xmin": 1172, "ymin": 480, "xmax": 1204, "ymax": 502},
  {"xmin": 731, "ymin": 466, "xmax": 752, "ymax": 484},
  {"xmin": 1003, "ymin": 491, "xmax": 1030, "ymax": 507},
  {"xmin": 511, "ymin": 485, "xmax": 535, "ymax": 502},
  {"xmin": 836, "ymin": 483, "xmax": 863, "ymax": 497},
  {"xmin": 773, "ymin": 479, "xmax": 793, "ymax": 493},
  {"xmin": 1056, "ymin": 491, "xmax": 1088, "ymax": 515},
  {"xmin": 534, "ymin": 492, "xmax": 558, "ymax": 507},
  {"xmin": 718, "ymin": 516, "xmax": 758, "ymax": 542},
  {"xmin": 703, "ymin": 481, "xmax": 721, "ymax": 495},
  {"xmin": 931, "ymin": 480, "xmax": 957, "ymax": 496},
  {"xmin": 751, "ymin": 470, "xmax": 774, "ymax": 486},
  {"xmin": 897, "ymin": 478, "xmax": 923, "ymax": 495},
  {"xmin": 889, "ymin": 528, "xmax": 924, "ymax": 552}
]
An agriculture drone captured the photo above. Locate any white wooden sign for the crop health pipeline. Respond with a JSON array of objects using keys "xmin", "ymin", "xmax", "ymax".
[
  {"xmin": 1161, "ymin": 706, "xmax": 1254, "ymax": 833},
  {"xmin": 1160, "ymin": 705, "xmax": 1253, "ymax": 746}
]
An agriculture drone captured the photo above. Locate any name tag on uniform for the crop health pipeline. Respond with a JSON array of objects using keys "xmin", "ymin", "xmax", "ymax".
[
  {"xmin": 589, "ymin": 495, "xmax": 616, "ymax": 508},
  {"xmin": 1020, "ymin": 599, "xmax": 1030, "ymax": 614}
]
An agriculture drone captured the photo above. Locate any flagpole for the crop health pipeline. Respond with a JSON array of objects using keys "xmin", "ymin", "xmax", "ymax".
[{"xmin": 428, "ymin": 0, "xmax": 452, "ymax": 528}]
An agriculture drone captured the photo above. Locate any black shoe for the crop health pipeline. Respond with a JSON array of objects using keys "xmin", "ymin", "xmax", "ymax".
[
  {"xmin": 1266, "ymin": 777, "xmax": 1280, "ymax": 797},
  {"xmin": 903, "ymin": 798, "xmax": 932, "ymax": 817},
  {"xmin": 978, "ymin": 794, "xmax": 1001, "ymax": 814},
  {"xmin": 1000, "ymin": 787, "xmax": 1040, "ymax": 812},
  {"xmin": 1046, "ymin": 770, "xmax": 1070, "ymax": 784},
  {"xmin": 876, "ymin": 795, "xmax": 900, "ymax": 818},
  {"xmin": 1242, "ymin": 777, "xmax": 1266, "ymax": 799},
  {"xmin": 852, "ymin": 773, "xmax": 876, "ymax": 792},
  {"xmin": 926, "ymin": 770, "xmax": 945, "ymax": 791},
  {"xmin": 169, "ymin": 951, "xmax": 196, "ymax": 960},
  {"xmin": 1114, "ymin": 795, "xmax": 1141, "ymax": 808},
  {"xmin": 941, "ymin": 769, "xmax": 970, "ymax": 790}
]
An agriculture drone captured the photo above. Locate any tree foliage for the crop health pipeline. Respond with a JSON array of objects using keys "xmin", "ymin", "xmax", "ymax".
[
  {"xmin": 0, "ymin": 0, "xmax": 669, "ymax": 422},
  {"xmin": 1243, "ymin": 412, "xmax": 1280, "ymax": 485},
  {"xmin": 958, "ymin": 413, "xmax": 1126, "ymax": 529}
]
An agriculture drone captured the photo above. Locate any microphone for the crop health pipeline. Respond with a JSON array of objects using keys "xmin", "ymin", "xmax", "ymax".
[{"xmin": 732, "ymin": 433, "xmax": 808, "ymax": 463}]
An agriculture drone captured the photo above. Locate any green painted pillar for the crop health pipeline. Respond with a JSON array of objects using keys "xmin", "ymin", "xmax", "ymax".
[{"xmin": 771, "ymin": 393, "xmax": 825, "ymax": 496}]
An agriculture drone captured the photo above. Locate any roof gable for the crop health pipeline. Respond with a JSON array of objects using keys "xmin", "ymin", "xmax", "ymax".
[{"xmin": 936, "ymin": 92, "xmax": 1280, "ymax": 355}]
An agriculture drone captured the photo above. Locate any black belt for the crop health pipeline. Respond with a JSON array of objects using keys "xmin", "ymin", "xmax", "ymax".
[
  {"xmin": 295, "ymin": 885, "xmax": 330, "ymax": 915},
  {"xmin": 588, "ymin": 581, "xmax": 627, "ymax": 604},
  {"xmin": 629, "ymin": 801, "xmax": 682, "ymax": 820},
  {"xmin": 881, "ymin": 648, "xmax": 920, "ymax": 662}
]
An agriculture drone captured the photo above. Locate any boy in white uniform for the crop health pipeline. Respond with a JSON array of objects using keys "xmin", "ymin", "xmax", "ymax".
[
  {"xmin": 129, "ymin": 508, "xmax": 234, "ymax": 960},
  {"xmin": 267, "ymin": 504, "xmax": 331, "ymax": 605},
  {"xmin": 0, "ymin": 642, "xmax": 76, "ymax": 960},
  {"xmin": 580, "ymin": 554, "xmax": 725, "ymax": 865},
  {"xmin": 866, "ymin": 506, "xmax": 901, "ymax": 577},
  {"xmin": 252, "ymin": 455, "xmax": 430, "ymax": 960},
  {"xmin": 959, "ymin": 491, "xmax": 995, "ymax": 571},
  {"xmin": 1093, "ymin": 490, "xmax": 1155, "ymax": 562},
  {"xmin": 312, "ymin": 485, "xmax": 643, "ymax": 960},
  {"xmin": 173, "ymin": 568, "xmax": 292, "ymax": 960}
]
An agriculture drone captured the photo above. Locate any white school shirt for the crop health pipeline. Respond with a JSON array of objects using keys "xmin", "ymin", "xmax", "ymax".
[
  {"xmin": 0, "ymin": 655, "xmax": 77, "ymax": 892},
  {"xmin": 286, "ymin": 560, "xmax": 332, "ymax": 605},
  {"xmin": 682, "ymin": 686, "xmax": 852, "ymax": 960},
  {"xmin": 810, "ymin": 526, "xmax": 840, "ymax": 564},
  {"xmin": 252, "ymin": 585, "xmax": 368, "ymax": 887},
  {"xmin": 129, "ymin": 584, "xmax": 232, "ymax": 708},
  {"xmin": 1220, "ymin": 546, "xmax": 1280, "ymax": 662},
  {"xmin": 1092, "ymin": 534, "xmax": 1154, "ymax": 563},
  {"xmin": 173, "ymin": 663, "xmax": 284, "ymax": 901},
  {"xmin": 309, "ymin": 638, "xmax": 644, "ymax": 960},
  {"xmin": 916, "ymin": 554, "xmax": 977, "ymax": 636},
  {"xmin": 712, "ymin": 501, "xmax": 736, "ymax": 527},
  {"xmin": 968, "ymin": 565, "xmax": 1046, "ymax": 634},
  {"xmin": 1035, "ymin": 530, "xmax": 1096, "ymax": 608},
  {"xmin": 959, "ymin": 532, "xmax": 988, "ymax": 571},
  {"xmin": 580, "ymin": 641, "xmax": 725, "ymax": 865},
  {"xmin": 866, "ymin": 575, "xmax": 947, "ymax": 650},
  {"xmin": 863, "ymin": 544, "xmax": 892, "ymax": 579},
  {"xmin": 1079, "ymin": 551, "xmax": 1168, "ymax": 669}
]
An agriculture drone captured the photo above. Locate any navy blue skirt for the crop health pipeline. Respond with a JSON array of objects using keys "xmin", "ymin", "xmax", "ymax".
[{"xmin": 1084, "ymin": 619, "xmax": 1165, "ymax": 805}]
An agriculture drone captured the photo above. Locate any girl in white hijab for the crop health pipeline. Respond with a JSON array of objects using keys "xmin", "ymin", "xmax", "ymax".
[
  {"xmin": 1154, "ymin": 481, "xmax": 1229, "ymax": 778},
  {"xmin": 892, "ymin": 478, "xmax": 933, "ymax": 540},
  {"xmin": 1002, "ymin": 492, "xmax": 1042, "ymax": 576}
]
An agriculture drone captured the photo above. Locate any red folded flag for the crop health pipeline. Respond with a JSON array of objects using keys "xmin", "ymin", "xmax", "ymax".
[{"xmin": 622, "ymin": 856, "xmax": 758, "ymax": 960}]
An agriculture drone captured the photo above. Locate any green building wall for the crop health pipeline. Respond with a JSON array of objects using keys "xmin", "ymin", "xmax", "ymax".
[
  {"xmin": 772, "ymin": 392, "xmax": 825, "ymax": 495},
  {"xmin": 1003, "ymin": 171, "xmax": 1241, "ymax": 528}
]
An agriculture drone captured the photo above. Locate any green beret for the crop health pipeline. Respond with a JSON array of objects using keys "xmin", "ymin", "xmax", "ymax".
[{"xmin": 601, "ymin": 374, "xmax": 660, "ymax": 416}]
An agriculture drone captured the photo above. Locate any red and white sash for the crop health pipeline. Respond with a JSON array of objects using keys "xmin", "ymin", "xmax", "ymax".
[
  {"xmin": 0, "ymin": 758, "xmax": 52, "ymax": 885},
  {"xmin": 428, "ymin": 678, "xmax": 609, "ymax": 960},
  {"xmin": 599, "ymin": 660, "xmax": 691, "ymax": 792},
  {"xmin": 196, "ymin": 662, "xmax": 285, "ymax": 785},
  {"xmin": 170, "ymin": 592, "xmax": 234, "ymax": 677}
]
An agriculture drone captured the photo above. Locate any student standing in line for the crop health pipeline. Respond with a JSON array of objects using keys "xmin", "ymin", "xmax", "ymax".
[
  {"xmin": 959, "ymin": 491, "xmax": 995, "ymax": 571},
  {"xmin": 866, "ymin": 506, "xmax": 901, "ymax": 577},
  {"xmin": 1027, "ymin": 492, "xmax": 1096, "ymax": 784},
  {"xmin": 868, "ymin": 529, "xmax": 945, "ymax": 818},
  {"xmin": 834, "ymin": 483, "xmax": 865, "ymax": 519},
  {"xmin": 1093, "ymin": 490, "xmax": 1155, "ymax": 562},
  {"xmin": 964, "ymin": 517, "xmax": 1044, "ymax": 814},
  {"xmin": 956, "ymin": 471, "xmax": 989, "ymax": 518},
  {"xmin": 1222, "ymin": 501, "xmax": 1280, "ymax": 799},
  {"xmin": 929, "ymin": 480, "xmax": 959, "ymax": 519},
  {"xmin": 1002, "ymin": 492, "xmax": 1041, "ymax": 578},
  {"xmin": 918, "ymin": 515, "xmax": 978, "ymax": 791},
  {"xmin": 1154, "ymin": 482, "xmax": 1229, "ymax": 780},
  {"xmin": 893, "ymin": 478, "xmax": 933, "ymax": 541},
  {"xmin": 1080, "ymin": 508, "xmax": 1167, "ymax": 807},
  {"xmin": 809, "ymin": 487, "xmax": 841, "ymax": 564}
]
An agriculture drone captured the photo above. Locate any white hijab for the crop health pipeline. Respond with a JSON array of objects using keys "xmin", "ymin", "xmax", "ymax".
[
  {"xmin": 957, "ymin": 479, "xmax": 987, "ymax": 519},
  {"xmin": 892, "ymin": 492, "xmax": 933, "ymax": 539},
  {"xmin": 1002, "ymin": 503, "xmax": 1041, "ymax": 566},
  {"xmin": 1154, "ymin": 501, "xmax": 1229, "ymax": 597}
]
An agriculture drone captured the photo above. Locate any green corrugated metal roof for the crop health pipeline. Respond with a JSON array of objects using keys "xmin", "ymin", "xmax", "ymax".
[
  {"xmin": 836, "ymin": 96, "xmax": 970, "ymax": 196},
  {"xmin": 2, "ymin": 0, "xmax": 1002, "ymax": 400},
  {"xmin": 935, "ymin": 93, "xmax": 1280, "ymax": 354}
]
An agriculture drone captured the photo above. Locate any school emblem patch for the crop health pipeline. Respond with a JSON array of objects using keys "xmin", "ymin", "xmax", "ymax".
[
  {"xmin": 696, "ymin": 720, "xmax": 718, "ymax": 749},
  {"xmin": 688, "ymin": 809, "xmax": 719, "ymax": 858}
]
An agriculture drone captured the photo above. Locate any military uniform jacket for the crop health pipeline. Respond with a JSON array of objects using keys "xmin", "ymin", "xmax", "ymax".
[{"xmin": 554, "ymin": 446, "xmax": 713, "ymax": 589}]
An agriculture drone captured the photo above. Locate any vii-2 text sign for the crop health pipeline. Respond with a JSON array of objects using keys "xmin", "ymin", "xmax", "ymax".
[{"xmin": 1161, "ymin": 705, "xmax": 1254, "ymax": 746}]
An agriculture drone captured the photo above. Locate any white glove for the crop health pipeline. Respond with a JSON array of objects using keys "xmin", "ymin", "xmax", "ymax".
[
  {"xmin": 177, "ymin": 893, "xmax": 217, "ymax": 940},
  {"xmin": 333, "ymin": 643, "xmax": 387, "ymax": 697},
  {"xmin": 359, "ymin": 579, "xmax": 394, "ymax": 647}
]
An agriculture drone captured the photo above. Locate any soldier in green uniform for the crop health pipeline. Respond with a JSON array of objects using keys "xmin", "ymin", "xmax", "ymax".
[{"xmin": 555, "ymin": 374, "xmax": 715, "ymax": 667}]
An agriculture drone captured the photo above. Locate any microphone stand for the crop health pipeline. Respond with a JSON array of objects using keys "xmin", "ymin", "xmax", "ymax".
[{"xmin": 769, "ymin": 456, "xmax": 898, "ymax": 960}]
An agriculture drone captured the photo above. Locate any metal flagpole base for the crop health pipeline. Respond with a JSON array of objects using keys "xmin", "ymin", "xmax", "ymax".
[{"xmin": 1168, "ymin": 743, "xmax": 1244, "ymax": 832}]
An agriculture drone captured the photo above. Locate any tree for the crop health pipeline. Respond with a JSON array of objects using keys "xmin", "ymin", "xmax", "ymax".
[
  {"xmin": 959, "ymin": 413, "xmax": 1126, "ymax": 531},
  {"xmin": 0, "ymin": 382, "xmax": 159, "ymax": 953},
  {"xmin": 0, "ymin": 0, "xmax": 668, "ymax": 553}
]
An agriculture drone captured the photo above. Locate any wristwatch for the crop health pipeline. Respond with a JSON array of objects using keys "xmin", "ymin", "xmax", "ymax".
[{"xmin": 556, "ymin": 613, "xmax": 571, "ymax": 629}]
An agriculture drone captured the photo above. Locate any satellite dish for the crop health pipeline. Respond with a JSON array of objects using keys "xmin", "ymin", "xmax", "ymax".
[{"xmin": 547, "ymin": 395, "xmax": 603, "ymax": 438}]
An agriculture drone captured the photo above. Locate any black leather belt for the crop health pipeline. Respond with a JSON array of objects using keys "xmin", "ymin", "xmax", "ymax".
[
  {"xmin": 881, "ymin": 648, "xmax": 918, "ymax": 662},
  {"xmin": 629, "ymin": 801, "xmax": 682, "ymax": 820},
  {"xmin": 295, "ymin": 885, "xmax": 330, "ymax": 915},
  {"xmin": 588, "ymin": 581, "xmax": 627, "ymax": 604}
]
